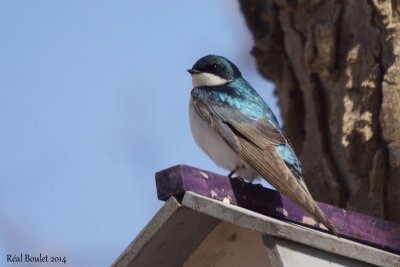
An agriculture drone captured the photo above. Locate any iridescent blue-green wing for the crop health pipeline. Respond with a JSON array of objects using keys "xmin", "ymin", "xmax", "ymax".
[{"xmin": 191, "ymin": 98, "xmax": 338, "ymax": 235}]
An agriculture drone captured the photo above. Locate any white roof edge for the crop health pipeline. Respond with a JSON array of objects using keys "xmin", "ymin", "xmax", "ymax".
[
  {"xmin": 112, "ymin": 197, "xmax": 181, "ymax": 267},
  {"xmin": 182, "ymin": 191, "xmax": 400, "ymax": 267}
]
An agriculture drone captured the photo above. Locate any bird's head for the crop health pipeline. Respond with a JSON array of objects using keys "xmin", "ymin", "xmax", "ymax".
[{"xmin": 188, "ymin": 55, "xmax": 242, "ymax": 88}]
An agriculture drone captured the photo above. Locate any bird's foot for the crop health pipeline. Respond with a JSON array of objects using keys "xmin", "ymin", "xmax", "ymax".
[
  {"xmin": 237, "ymin": 176, "xmax": 246, "ymax": 187},
  {"xmin": 227, "ymin": 167, "xmax": 248, "ymax": 186},
  {"xmin": 227, "ymin": 166, "xmax": 239, "ymax": 178},
  {"xmin": 230, "ymin": 175, "xmax": 246, "ymax": 187}
]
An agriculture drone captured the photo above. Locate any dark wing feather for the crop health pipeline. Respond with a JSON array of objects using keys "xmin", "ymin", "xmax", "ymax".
[
  {"xmin": 192, "ymin": 98, "xmax": 338, "ymax": 235},
  {"xmin": 206, "ymin": 101, "xmax": 286, "ymax": 148}
]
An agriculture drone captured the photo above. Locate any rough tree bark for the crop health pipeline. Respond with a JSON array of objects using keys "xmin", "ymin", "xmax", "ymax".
[{"xmin": 239, "ymin": 0, "xmax": 400, "ymax": 223}]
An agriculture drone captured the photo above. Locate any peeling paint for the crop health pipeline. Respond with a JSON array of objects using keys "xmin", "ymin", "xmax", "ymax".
[
  {"xmin": 223, "ymin": 196, "xmax": 232, "ymax": 204},
  {"xmin": 319, "ymin": 223, "xmax": 329, "ymax": 230},
  {"xmin": 276, "ymin": 207, "xmax": 288, "ymax": 217},
  {"xmin": 200, "ymin": 171, "xmax": 209, "ymax": 179},
  {"xmin": 302, "ymin": 216, "xmax": 317, "ymax": 226}
]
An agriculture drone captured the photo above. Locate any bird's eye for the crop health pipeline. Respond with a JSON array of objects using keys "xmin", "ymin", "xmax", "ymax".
[
  {"xmin": 209, "ymin": 64, "xmax": 219, "ymax": 71},
  {"xmin": 203, "ymin": 64, "xmax": 220, "ymax": 73}
]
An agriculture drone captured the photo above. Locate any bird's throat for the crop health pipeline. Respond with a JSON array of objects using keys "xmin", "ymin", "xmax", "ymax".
[{"xmin": 191, "ymin": 72, "xmax": 230, "ymax": 87}]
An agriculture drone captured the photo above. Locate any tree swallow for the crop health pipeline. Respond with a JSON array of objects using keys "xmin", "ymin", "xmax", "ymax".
[{"xmin": 188, "ymin": 55, "xmax": 338, "ymax": 236}]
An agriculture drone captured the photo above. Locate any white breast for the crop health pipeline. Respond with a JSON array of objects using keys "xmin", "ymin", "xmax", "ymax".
[{"xmin": 189, "ymin": 99, "xmax": 258, "ymax": 180}]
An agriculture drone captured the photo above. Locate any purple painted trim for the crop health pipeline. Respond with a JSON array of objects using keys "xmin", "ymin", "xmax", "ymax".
[{"xmin": 155, "ymin": 165, "xmax": 400, "ymax": 254}]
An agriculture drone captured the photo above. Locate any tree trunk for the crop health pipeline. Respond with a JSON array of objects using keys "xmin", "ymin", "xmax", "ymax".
[{"xmin": 239, "ymin": 0, "xmax": 400, "ymax": 223}]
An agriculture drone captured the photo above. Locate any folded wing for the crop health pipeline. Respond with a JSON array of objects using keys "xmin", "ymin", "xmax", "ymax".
[{"xmin": 192, "ymin": 98, "xmax": 338, "ymax": 235}]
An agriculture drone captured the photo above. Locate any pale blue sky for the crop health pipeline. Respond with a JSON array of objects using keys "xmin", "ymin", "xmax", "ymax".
[{"xmin": 0, "ymin": 1, "xmax": 278, "ymax": 266}]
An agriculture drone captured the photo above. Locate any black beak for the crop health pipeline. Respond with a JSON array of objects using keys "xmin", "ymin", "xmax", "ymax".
[{"xmin": 187, "ymin": 69, "xmax": 200, "ymax": 74}]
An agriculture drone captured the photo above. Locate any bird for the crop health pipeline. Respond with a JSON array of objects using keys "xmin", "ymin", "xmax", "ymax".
[{"xmin": 187, "ymin": 55, "xmax": 338, "ymax": 236}]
